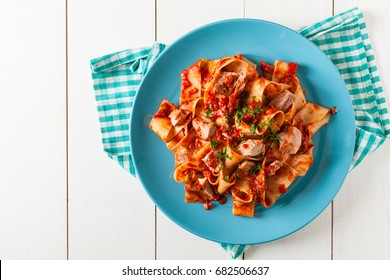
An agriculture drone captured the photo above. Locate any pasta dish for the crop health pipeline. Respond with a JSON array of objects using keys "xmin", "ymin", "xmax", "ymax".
[{"xmin": 149, "ymin": 55, "xmax": 335, "ymax": 217}]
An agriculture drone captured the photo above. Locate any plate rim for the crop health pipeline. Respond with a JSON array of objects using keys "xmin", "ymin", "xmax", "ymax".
[{"xmin": 130, "ymin": 18, "xmax": 356, "ymax": 245}]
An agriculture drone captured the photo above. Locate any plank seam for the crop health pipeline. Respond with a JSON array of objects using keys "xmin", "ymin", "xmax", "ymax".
[
  {"xmin": 155, "ymin": 0, "xmax": 158, "ymax": 260},
  {"xmin": 331, "ymin": 0, "xmax": 335, "ymax": 261},
  {"xmin": 66, "ymin": 0, "xmax": 69, "ymax": 260}
]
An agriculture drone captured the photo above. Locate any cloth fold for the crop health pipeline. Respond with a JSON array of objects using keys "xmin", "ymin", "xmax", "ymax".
[
  {"xmin": 90, "ymin": 7, "xmax": 390, "ymax": 259},
  {"xmin": 91, "ymin": 43, "xmax": 165, "ymax": 176}
]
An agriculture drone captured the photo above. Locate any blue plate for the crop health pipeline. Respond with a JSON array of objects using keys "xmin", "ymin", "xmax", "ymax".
[{"xmin": 130, "ymin": 19, "xmax": 355, "ymax": 245}]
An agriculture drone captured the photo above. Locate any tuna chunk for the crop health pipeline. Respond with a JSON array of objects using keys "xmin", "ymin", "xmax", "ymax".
[
  {"xmin": 237, "ymin": 161, "xmax": 256, "ymax": 176},
  {"xmin": 236, "ymin": 139, "xmax": 265, "ymax": 157},
  {"xmin": 175, "ymin": 148, "xmax": 189, "ymax": 166},
  {"xmin": 169, "ymin": 108, "xmax": 190, "ymax": 126},
  {"xmin": 278, "ymin": 126, "xmax": 302, "ymax": 154},
  {"xmin": 197, "ymin": 177, "xmax": 217, "ymax": 199},
  {"xmin": 213, "ymin": 71, "xmax": 240, "ymax": 95},
  {"xmin": 266, "ymin": 160, "xmax": 283, "ymax": 177},
  {"xmin": 202, "ymin": 150, "xmax": 220, "ymax": 173},
  {"xmin": 192, "ymin": 117, "xmax": 216, "ymax": 140},
  {"xmin": 269, "ymin": 90, "xmax": 295, "ymax": 112}
]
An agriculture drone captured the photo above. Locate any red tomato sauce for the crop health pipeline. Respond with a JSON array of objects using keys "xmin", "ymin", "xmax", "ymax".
[
  {"xmin": 201, "ymin": 67, "xmax": 213, "ymax": 85},
  {"xmin": 260, "ymin": 60, "xmax": 274, "ymax": 74},
  {"xmin": 154, "ymin": 108, "xmax": 171, "ymax": 118},
  {"xmin": 278, "ymin": 184, "xmax": 288, "ymax": 193},
  {"xmin": 181, "ymin": 70, "xmax": 191, "ymax": 89}
]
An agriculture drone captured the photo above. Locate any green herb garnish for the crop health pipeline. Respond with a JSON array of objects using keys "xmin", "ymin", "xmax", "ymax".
[
  {"xmin": 252, "ymin": 105, "xmax": 263, "ymax": 116},
  {"xmin": 224, "ymin": 117, "xmax": 232, "ymax": 130},
  {"xmin": 205, "ymin": 104, "xmax": 213, "ymax": 118},
  {"xmin": 250, "ymin": 123, "xmax": 257, "ymax": 134},
  {"xmin": 234, "ymin": 106, "xmax": 249, "ymax": 124},
  {"xmin": 268, "ymin": 126, "xmax": 281, "ymax": 142},
  {"xmin": 210, "ymin": 139, "xmax": 220, "ymax": 149},
  {"xmin": 218, "ymin": 146, "xmax": 232, "ymax": 161},
  {"xmin": 257, "ymin": 123, "xmax": 267, "ymax": 129},
  {"xmin": 248, "ymin": 162, "xmax": 262, "ymax": 176}
]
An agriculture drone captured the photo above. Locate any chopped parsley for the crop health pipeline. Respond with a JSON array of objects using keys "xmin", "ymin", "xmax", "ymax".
[
  {"xmin": 248, "ymin": 162, "xmax": 262, "ymax": 176},
  {"xmin": 252, "ymin": 105, "xmax": 263, "ymax": 116},
  {"xmin": 234, "ymin": 106, "xmax": 249, "ymax": 124},
  {"xmin": 210, "ymin": 139, "xmax": 220, "ymax": 149},
  {"xmin": 234, "ymin": 102, "xmax": 262, "ymax": 125},
  {"xmin": 258, "ymin": 117, "xmax": 275, "ymax": 130},
  {"xmin": 205, "ymin": 104, "xmax": 213, "ymax": 118},
  {"xmin": 218, "ymin": 146, "xmax": 232, "ymax": 161},
  {"xmin": 224, "ymin": 116, "xmax": 232, "ymax": 130},
  {"xmin": 224, "ymin": 172, "xmax": 238, "ymax": 181},
  {"xmin": 234, "ymin": 92, "xmax": 250, "ymax": 124},
  {"xmin": 257, "ymin": 122, "xmax": 267, "ymax": 129},
  {"xmin": 268, "ymin": 126, "xmax": 281, "ymax": 142},
  {"xmin": 250, "ymin": 123, "xmax": 257, "ymax": 134}
]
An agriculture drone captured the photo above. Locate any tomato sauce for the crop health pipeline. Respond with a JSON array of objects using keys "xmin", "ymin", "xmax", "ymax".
[
  {"xmin": 249, "ymin": 174, "xmax": 265, "ymax": 194},
  {"xmin": 265, "ymin": 107, "xmax": 278, "ymax": 116},
  {"xmin": 201, "ymin": 67, "xmax": 213, "ymax": 85},
  {"xmin": 218, "ymin": 195, "xmax": 227, "ymax": 205},
  {"xmin": 248, "ymin": 100, "xmax": 262, "ymax": 109},
  {"xmin": 188, "ymin": 137, "xmax": 203, "ymax": 150},
  {"xmin": 204, "ymin": 201, "xmax": 213, "ymax": 210},
  {"xmin": 235, "ymin": 189, "xmax": 251, "ymax": 202},
  {"xmin": 260, "ymin": 60, "xmax": 275, "ymax": 74},
  {"xmin": 205, "ymin": 95, "xmax": 218, "ymax": 109},
  {"xmin": 277, "ymin": 62, "xmax": 298, "ymax": 84},
  {"xmin": 181, "ymin": 70, "xmax": 191, "ymax": 89},
  {"xmin": 154, "ymin": 108, "xmax": 171, "ymax": 118},
  {"xmin": 205, "ymin": 95, "xmax": 227, "ymax": 119},
  {"xmin": 224, "ymin": 127, "xmax": 241, "ymax": 147},
  {"xmin": 278, "ymin": 184, "xmax": 288, "ymax": 193},
  {"xmin": 188, "ymin": 88, "xmax": 199, "ymax": 96}
]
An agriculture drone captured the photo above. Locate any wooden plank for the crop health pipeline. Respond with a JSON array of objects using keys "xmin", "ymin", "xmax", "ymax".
[
  {"xmin": 0, "ymin": 0, "xmax": 66, "ymax": 259},
  {"xmin": 333, "ymin": 0, "xmax": 390, "ymax": 259},
  {"xmin": 156, "ymin": 0, "xmax": 245, "ymax": 260},
  {"xmin": 156, "ymin": 211, "xmax": 231, "ymax": 259},
  {"xmin": 245, "ymin": 0, "xmax": 332, "ymax": 30},
  {"xmin": 244, "ymin": 208, "xmax": 331, "ymax": 259},
  {"xmin": 67, "ymin": 0, "xmax": 155, "ymax": 259},
  {"xmin": 243, "ymin": 0, "xmax": 333, "ymax": 260},
  {"xmin": 157, "ymin": 0, "xmax": 245, "ymax": 43}
]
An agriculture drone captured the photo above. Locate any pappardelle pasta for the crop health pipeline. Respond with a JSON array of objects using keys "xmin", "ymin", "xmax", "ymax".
[{"xmin": 150, "ymin": 55, "xmax": 335, "ymax": 217}]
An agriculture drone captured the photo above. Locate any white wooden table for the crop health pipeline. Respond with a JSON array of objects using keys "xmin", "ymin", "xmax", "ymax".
[{"xmin": 1, "ymin": 0, "xmax": 389, "ymax": 260}]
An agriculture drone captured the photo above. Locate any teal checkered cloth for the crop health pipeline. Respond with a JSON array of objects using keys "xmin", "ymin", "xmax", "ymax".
[
  {"xmin": 91, "ymin": 43, "xmax": 165, "ymax": 175},
  {"xmin": 90, "ymin": 7, "xmax": 390, "ymax": 259}
]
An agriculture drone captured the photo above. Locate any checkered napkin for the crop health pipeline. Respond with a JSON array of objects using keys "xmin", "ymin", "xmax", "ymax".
[{"xmin": 90, "ymin": 7, "xmax": 390, "ymax": 259}]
